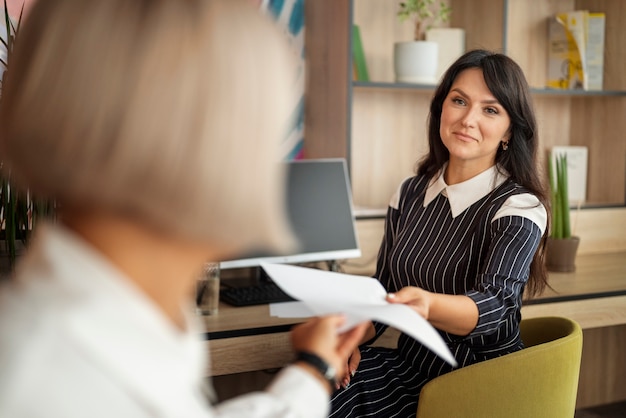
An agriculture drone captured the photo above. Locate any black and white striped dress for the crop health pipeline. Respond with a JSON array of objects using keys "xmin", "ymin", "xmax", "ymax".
[{"xmin": 330, "ymin": 166, "xmax": 545, "ymax": 418}]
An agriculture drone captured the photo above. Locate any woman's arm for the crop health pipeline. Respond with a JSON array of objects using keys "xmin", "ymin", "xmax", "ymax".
[
  {"xmin": 388, "ymin": 289, "xmax": 478, "ymax": 336},
  {"xmin": 389, "ymin": 215, "xmax": 543, "ymax": 337},
  {"xmin": 214, "ymin": 316, "xmax": 368, "ymax": 417}
]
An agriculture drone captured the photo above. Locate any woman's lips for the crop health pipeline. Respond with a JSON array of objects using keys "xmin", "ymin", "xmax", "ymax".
[{"xmin": 453, "ymin": 131, "xmax": 476, "ymax": 142}]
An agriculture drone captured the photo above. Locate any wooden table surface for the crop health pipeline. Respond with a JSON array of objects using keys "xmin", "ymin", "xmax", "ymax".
[
  {"xmin": 202, "ymin": 252, "xmax": 626, "ymax": 377},
  {"xmin": 203, "ymin": 252, "xmax": 626, "ymax": 336}
]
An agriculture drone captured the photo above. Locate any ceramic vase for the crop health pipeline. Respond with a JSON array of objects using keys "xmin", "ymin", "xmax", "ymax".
[
  {"xmin": 426, "ymin": 28, "xmax": 466, "ymax": 81},
  {"xmin": 393, "ymin": 40, "xmax": 438, "ymax": 84}
]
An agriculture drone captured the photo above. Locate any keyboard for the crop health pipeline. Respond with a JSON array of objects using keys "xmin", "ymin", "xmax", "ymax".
[{"xmin": 220, "ymin": 282, "xmax": 296, "ymax": 307}]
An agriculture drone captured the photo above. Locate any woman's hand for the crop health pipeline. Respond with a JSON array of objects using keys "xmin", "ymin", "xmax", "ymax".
[
  {"xmin": 386, "ymin": 286, "xmax": 433, "ymax": 319},
  {"xmin": 338, "ymin": 346, "xmax": 361, "ymax": 389},
  {"xmin": 291, "ymin": 316, "xmax": 368, "ymax": 392},
  {"xmin": 386, "ymin": 286, "xmax": 479, "ymax": 336}
]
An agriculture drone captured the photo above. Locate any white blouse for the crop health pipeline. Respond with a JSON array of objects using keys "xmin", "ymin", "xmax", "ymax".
[{"xmin": 0, "ymin": 224, "xmax": 328, "ymax": 418}]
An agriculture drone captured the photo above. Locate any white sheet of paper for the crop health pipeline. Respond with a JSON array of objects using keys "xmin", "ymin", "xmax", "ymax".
[
  {"xmin": 261, "ymin": 262, "xmax": 457, "ymax": 366},
  {"xmin": 268, "ymin": 301, "xmax": 314, "ymax": 318}
]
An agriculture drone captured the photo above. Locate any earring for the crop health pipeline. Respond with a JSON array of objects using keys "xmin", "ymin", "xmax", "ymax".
[{"xmin": 502, "ymin": 141, "xmax": 509, "ymax": 151}]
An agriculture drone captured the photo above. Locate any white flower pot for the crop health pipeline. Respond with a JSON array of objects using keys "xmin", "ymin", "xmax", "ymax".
[{"xmin": 393, "ymin": 41, "xmax": 438, "ymax": 84}]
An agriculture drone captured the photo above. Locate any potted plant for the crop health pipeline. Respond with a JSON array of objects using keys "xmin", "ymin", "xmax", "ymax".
[
  {"xmin": 0, "ymin": 0, "xmax": 53, "ymax": 275},
  {"xmin": 394, "ymin": 0, "xmax": 451, "ymax": 84},
  {"xmin": 546, "ymin": 153, "xmax": 580, "ymax": 272}
]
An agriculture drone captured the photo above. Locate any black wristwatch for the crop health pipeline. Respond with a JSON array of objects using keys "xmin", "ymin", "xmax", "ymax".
[{"xmin": 295, "ymin": 351, "xmax": 337, "ymax": 388}]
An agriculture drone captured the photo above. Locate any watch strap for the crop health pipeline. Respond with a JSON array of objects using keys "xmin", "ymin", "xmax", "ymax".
[{"xmin": 295, "ymin": 351, "xmax": 337, "ymax": 387}]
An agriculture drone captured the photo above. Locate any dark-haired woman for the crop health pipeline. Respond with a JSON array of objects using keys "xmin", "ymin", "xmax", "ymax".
[{"xmin": 329, "ymin": 49, "xmax": 550, "ymax": 418}]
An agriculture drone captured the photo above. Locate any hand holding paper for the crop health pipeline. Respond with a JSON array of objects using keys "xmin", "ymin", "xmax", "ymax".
[{"xmin": 261, "ymin": 262, "xmax": 457, "ymax": 366}]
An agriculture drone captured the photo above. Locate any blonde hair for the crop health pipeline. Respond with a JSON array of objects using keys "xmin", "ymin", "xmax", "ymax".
[{"xmin": 0, "ymin": 0, "xmax": 297, "ymax": 253}]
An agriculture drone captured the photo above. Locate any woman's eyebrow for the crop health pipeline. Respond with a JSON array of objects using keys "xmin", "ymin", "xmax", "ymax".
[{"xmin": 450, "ymin": 87, "xmax": 501, "ymax": 105}]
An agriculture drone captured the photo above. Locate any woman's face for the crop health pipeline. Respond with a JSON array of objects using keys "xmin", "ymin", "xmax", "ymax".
[{"xmin": 439, "ymin": 67, "xmax": 511, "ymax": 172}]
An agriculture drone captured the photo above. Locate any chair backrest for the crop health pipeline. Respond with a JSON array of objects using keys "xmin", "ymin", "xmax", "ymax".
[{"xmin": 415, "ymin": 316, "xmax": 583, "ymax": 418}]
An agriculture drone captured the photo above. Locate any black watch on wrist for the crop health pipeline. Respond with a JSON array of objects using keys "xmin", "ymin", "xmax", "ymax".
[{"xmin": 295, "ymin": 351, "xmax": 337, "ymax": 388}]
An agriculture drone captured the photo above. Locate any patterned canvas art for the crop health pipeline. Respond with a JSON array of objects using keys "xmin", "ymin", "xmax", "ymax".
[
  {"xmin": 259, "ymin": 0, "xmax": 305, "ymax": 160},
  {"xmin": 2, "ymin": 0, "xmax": 306, "ymax": 160}
]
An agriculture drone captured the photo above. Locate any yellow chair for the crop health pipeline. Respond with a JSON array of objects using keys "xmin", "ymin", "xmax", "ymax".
[{"xmin": 415, "ymin": 316, "xmax": 583, "ymax": 418}]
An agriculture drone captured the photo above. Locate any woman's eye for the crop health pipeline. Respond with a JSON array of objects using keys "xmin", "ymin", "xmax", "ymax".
[
  {"xmin": 485, "ymin": 107, "xmax": 498, "ymax": 115},
  {"xmin": 452, "ymin": 97, "xmax": 465, "ymax": 106}
]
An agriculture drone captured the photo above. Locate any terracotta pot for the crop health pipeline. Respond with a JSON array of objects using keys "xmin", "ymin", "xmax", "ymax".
[{"xmin": 546, "ymin": 236, "xmax": 580, "ymax": 272}]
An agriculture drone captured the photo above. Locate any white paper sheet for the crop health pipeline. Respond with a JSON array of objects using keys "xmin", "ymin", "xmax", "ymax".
[{"xmin": 261, "ymin": 262, "xmax": 457, "ymax": 366}]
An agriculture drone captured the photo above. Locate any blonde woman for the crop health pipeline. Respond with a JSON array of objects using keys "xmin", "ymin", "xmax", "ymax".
[{"xmin": 0, "ymin": 0, "xmax": 366, "ymax": 417}]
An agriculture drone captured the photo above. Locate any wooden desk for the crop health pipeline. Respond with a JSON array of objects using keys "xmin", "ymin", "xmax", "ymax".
[
  {"xmin": 522, "ymin": 252, "xmax": 626, "ymax": 329},
  {"xmin": 202, "ymin": 304, "xmax": 299, "ymax": 376},
  {"xmin": 203, "ymin": 252, "xmax": 626, "ymax": 407}
]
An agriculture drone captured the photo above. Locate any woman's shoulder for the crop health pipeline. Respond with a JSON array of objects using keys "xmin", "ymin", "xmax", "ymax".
[
  {"xmin": 388, "ymin": 174, "xmax": 429, "ymax": 210},
  {"xmin": 492, "ymin": 190, "xmax": 547, "ymax": 234}
]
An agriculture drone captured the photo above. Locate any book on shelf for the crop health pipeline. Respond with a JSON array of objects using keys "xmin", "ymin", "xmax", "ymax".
[
  {"xmin": 586, "ymin": 13, "xmax": 605, "ymax": 91},
  {"xmin": 352, "ymin": 24, "xmax": 369, "ymax": 82},
  {"xmin": 546, "ymin": 11, "xmax": 605, "ymax": 91}
]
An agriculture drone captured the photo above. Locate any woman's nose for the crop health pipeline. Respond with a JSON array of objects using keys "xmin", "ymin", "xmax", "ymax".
[{"xmin": 460, "ymin": 106, "xmax": 479, "ymax": 128}]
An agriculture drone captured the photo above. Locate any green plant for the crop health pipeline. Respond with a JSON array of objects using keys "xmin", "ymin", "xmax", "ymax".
[
  {"xmin": 549, "ymin": 153, "xmax": 571, "ymax": 239},
  {"xmin": 1, "ymin": 1, "xmax": 53, "ymax": 270},
  {"xmin": 397, "ymin": 0, "xmax": 451, "ymax": 41}
]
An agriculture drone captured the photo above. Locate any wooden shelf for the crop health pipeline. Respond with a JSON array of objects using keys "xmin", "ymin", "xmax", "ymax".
[
  {"xmin": 353, "ymin": 81, "xmax": 437, "ymax": 91},
  {"xmin": 354, "ymin": 82, "xmax": 626, "ymax": 97},
  {"xmin": 304, "ymin": 0, "xmax": 626, "ymax": 208},
  {"xmin": 530, "ymin": 88, "xmax": 626, "ymax": 97}
]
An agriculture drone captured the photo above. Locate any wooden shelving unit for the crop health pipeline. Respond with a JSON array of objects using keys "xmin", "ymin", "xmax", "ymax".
[{"xmin": 305, "ymin": 0, "xmax": 626, "ymax": 209}]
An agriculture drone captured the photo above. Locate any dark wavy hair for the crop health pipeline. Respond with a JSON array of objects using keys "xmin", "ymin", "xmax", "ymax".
[{"xmin": 417, "ymin": 49, "xmax": 549, "ymax": 297}]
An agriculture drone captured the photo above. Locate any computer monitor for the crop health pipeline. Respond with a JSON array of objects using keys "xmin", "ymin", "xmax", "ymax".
[{"xmin": 219, "ymin": 158, "xmax": 361, "ymax": 269}]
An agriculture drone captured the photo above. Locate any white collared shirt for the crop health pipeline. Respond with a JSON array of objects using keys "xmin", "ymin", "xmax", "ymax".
[
  {"xmin": 0, "ymin": 224, "xmax": 328, "ymax": 418},
  {"xmin": 391, "ymin": 165, "xmax": 547, "ymax": 233}
]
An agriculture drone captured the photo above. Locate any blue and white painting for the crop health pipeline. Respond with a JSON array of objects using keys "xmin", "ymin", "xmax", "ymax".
[{"xmin": 259, "ymin": 0, "xmax": 305, "ymax": 160}]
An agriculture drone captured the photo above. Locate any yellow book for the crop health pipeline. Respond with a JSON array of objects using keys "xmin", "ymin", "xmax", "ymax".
[{"xmin": 547, "ymin": 11, "xmax": 588, "ymax": 90}]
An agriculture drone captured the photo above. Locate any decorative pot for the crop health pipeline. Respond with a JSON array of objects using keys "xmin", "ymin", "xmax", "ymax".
[
  {"xmin": 393, "ymin": 40, "xmax": 438, "ymax": 84},
  {"xmin": 426, "ymin": 28, "xmax": 466, "ymax": 81},
  {"xmin": 546, "ymin": 236, "xmax": 580, "ymax": 272}
]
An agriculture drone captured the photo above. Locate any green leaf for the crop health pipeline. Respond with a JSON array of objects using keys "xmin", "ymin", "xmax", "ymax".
[
  {"xmin": 559, "ymin": 155, "xmax": 571, "ymax": 238},
  {"xmin": 397, "ymin": 0, "xmax": 451, "ymax": 39},
  {"xmin": 550, "ymin": 153, "xmax": 571, "ymax": 239}
]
